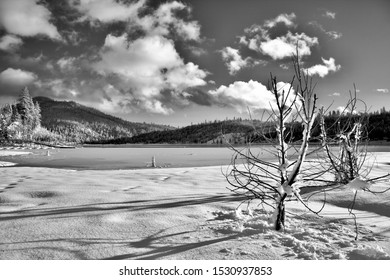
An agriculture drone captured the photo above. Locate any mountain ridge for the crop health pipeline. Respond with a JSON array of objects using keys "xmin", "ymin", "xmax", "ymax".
[{"xmin": 33, "ymin": 96, "xmax": 174, "ymax": 143}]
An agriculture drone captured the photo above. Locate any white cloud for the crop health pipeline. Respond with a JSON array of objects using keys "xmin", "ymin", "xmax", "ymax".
[
  {"xmin": 136, "ymin": 1, "xmax": 201, "ymax": 41},
  {"xmin": 209, "ymin": 80, "xmax": 295, "ymax": 113},
  {"xmin": 326, "ymin": 31, "xmax": 342, "ymax": 40},
  {"xmin": 71, "ymin": 1, "xmax": 205, "ymax": 113},
  {"xmin": 96, "ymin": 84, "xmax": 125, "ymax": 113},
  {"xmin": 220, "ymin": 47, "xmax": 261, "ymax": 75},
  {"xmin": 143, "ymin": 99, "xmax": 174, "ymax": 115},
  {"xmin": 176, "ymin": 20, "xmax": 201, "ymax": 41},
  {"xmin": 72, "ymin": 0, "xmax": 146, "ymax": 23},
  {"xmin": 209, "ymin": 80, "xmax": 271, "ymax": 113},
  {"xmin": 73, "ymin": 0, "xmax": 201, "ymax": 41},
  {"xmin": 239, "ymin": 14, "xmax": 320, "ymax": 61},
  {"xmin": 93, "ymin": 33, "xmax": 207, "ymax": 114},
  {"xmin": 99, "ymin": 83, "xmax": 174, "ymax": 115},
  {"xmin": 336, "ymin": 106, "xmax": 346, "ymax": 114},
  {"xmin": 0, "ymin": 68, "xmax": 37, "ymax": 86},
  {"xmin": 165, "ymin": 62, "xmax": 208, "ymax": 90},
  {"xmin": 309, "ymin": 21, "xmax": 342, "ymax": 40},
  {"xmin": 243, "ymin": 24, "xmax": 268, "ymax": 37},
  {"xmin": 329, "ymin": 92, "xmax": 341, "ymax": 96},
  {"xmin": 305, "ymin": 57, "xmax": 341, "ymax": 77},
  {"xmin": 94, "ymin": 34, "xmax": 182, "ymax": 84},
  {"xmin": 324, "ymin": 11, "xmax": 336, "ymax": 19},
  {"xmin": 377, "ymin": 88, "xmax": 389, "ymax": 93},
  {"xmin": 187, "ymin": 45, "xmax": 207, "ymax": 56},
  {"xmin": 264, "ymin": 13, "xmax": 296, "ymax": 28},
  {"xmin": 57, "ymin": 57, "xmax": 77, "ymax": 72},
  {"xmin": 0, "ymin": 0, "xmax": 61, "ymax": 40},
  {"xmin": 34, "ymin": 78, "xmax": 83, "ymax": 99},
  {"xmin": 257, "ymin": 32, "xmax": 318, "ymax": 60},
  {"xmin": 155, "ymin": 1, "xmax": 200, "ymax": 40},
  {"xmin": 337, "ymin": 106, "xmax": 357, "ymax": 115},
  {"xmin": 0, "ymin": 35, "xmax": 23, "ymax": 52},
  {"xmin": 95, "ymin": 83, "xmax": 156, "ymax": 115}
]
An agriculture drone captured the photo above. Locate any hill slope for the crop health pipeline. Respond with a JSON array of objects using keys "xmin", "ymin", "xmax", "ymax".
[
  {"xmin": 33, "ymin": 96, "xmax": 173, "ymax": 143},
  {"xmin": 91, "ymin": 111, "xmax": 390, "ymax": 145},
  {"xmin": 92, "ymin": 119, "xmax": 270, "ymax": 144}
]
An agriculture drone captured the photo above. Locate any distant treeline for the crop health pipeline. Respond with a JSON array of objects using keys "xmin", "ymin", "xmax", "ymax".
[
  {"xmin": 86, "ymin": 112, "xmax": 390, "ymax": 145},
  {"xmin": 86, "ymin": 119, "xmax": 263, "ymax": 145}
]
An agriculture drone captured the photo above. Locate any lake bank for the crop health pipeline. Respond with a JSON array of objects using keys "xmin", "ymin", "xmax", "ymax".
[
  {"xmin": 1, "ymin": 145, "xmax": 390, "ymax": 170},
  {"xmin": 0, "ymin": 146, "xmax": 270, "ymax": 170},
  {"xmin": 0, "ymin": 150, "xmax": 32, "ymax": 167}
]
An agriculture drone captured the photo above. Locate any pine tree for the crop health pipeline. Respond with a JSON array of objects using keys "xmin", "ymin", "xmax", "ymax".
[
  {"xmin": 0, "ymin": 104, "xmax": 13, "ymax": 140},
  {"xmin": 17, "ymin": 87, "xmax": 34, "ymax": 124},
  {"xmin": 32, "ymin": 101, "xmax": 41, "ymax": 129},
  {"xmin": 10, "ymin": 105, "xmax": 22, "ymax": 123},
  {"xmin": 16, "ymin": 87, "xmax": 41, "ymax": 140}
]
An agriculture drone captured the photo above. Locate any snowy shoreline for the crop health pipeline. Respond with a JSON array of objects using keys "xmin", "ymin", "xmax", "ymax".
[{"xmin": 0, "ymin": 150, "xmax": 33, "ymax": 167}]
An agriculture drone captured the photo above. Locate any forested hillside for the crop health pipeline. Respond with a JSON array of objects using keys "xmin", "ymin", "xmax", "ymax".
[
  {"xmin": 86, "ymin": 119, "xmax": 277, "ymax": 145},
  {"xmin": 89, "ymin": 111, "xmax": 390, "ymax": 145},
  {"xmin": 34, "ymin": 96, "xmax": 173, "ymax": 143}
]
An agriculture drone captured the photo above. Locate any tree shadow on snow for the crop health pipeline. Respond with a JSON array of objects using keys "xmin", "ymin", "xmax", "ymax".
[
  {"xmin": 102, "ymin": 229, "xmax": 249, "ymax": 260},
  {"xmin": 0, "ymin": 193, "xmax": 245, "ymax": 222}
]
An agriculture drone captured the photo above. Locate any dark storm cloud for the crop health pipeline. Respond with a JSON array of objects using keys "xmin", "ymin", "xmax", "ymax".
[{"xmin": 185, "ymin": 88, "xmax": 214, "ymax": 106}]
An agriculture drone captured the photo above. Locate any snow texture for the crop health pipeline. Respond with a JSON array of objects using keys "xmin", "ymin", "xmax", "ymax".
[{"xmin": 0, "ymin": 151, "xmax": 389, "ymax": 259}]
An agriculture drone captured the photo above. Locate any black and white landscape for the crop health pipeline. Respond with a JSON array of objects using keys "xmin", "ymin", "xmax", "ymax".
[{"xmin": 1, "ymin": 0, "xmax": 390, "ymax": 261}]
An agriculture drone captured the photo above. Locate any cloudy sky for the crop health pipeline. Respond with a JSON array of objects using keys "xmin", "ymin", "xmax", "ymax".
[{"xmin": 0, "ymin": 0, "xmax": 389, "ymax": 126}]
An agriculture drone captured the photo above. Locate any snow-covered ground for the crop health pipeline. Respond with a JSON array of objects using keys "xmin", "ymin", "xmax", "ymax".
[
  {"xmin": 0, "ymin": 151, "xmax": 389, "ymax": 259},
  {"xmin": 0, "ymin": 150, "xmax": 31, "ymax": 167}
]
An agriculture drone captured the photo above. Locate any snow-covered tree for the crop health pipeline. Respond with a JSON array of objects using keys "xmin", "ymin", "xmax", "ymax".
[
  {"xmin": 0, "ymin": 87, "xmax": 42, "ymax": 142},
  {"xmin": 225, "ymin": 51, "xmax": 320, "ymax": 231},
  {"xmin": 318, "ymin": 87, "xmax": 390, "ymax": 239},
  {"xmin": 0, "ymin": 104, "xmax": 13, "ymax": 141},
  {"xmin": 319, "ymin": 86, "xmax": 389, "ymax": 185}
]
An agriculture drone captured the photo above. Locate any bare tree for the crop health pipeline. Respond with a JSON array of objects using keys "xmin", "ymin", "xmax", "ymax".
[
  {"xmin": 317, "ymin": 86, "xmax": 390, "ymax": 239},
  {"xmin": 319, "ymin": 86, "xmax": 370, "ymax": 184},
  {"xmin": 225, "ymin": 48, "xmax": 390, "ymax": 238},
  {"xmin": 225, "ymin": 52, "xmax": 321, "ymax": 231}
]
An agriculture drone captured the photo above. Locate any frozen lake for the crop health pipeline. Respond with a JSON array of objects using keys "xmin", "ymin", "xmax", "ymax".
[{"xmin": 2, "ymin": 144, "xmax": 390, "ymax": 170}]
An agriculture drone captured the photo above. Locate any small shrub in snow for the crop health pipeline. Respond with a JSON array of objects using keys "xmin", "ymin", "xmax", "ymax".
[{"xmin": 319, "ymin": 87, "xmax": 384, "ymax": 184}]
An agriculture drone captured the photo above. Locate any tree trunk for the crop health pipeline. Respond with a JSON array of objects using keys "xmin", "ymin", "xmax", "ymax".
[{"xmin": 275, "ymin": 193, "xmax": 287, "ymax": 231}]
